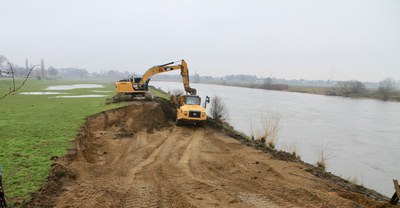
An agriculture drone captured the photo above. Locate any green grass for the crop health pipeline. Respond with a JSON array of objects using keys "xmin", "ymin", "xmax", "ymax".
[
  {"xmin": 0, "ymin": 78, "xmax": 124, "ymax": 204},
  {"xmin": 149, "ymin": 86, "xmax": 170, "ymax": 100}
]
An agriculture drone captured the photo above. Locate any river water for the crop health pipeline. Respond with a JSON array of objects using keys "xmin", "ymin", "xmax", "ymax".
[{"xmin": 151, "ymin": 81, "xmax": 400, "ymax": 197}]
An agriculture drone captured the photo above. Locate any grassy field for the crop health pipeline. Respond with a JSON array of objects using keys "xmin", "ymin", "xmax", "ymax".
[{"xmin": 0, "ymin": 78, "xmax": 124, "ymax": 204}]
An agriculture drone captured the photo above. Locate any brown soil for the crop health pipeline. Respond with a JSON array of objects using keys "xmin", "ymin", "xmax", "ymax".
[{"xmin": 27, "ymin": 100, "xmax": 398, "ymax": 208}]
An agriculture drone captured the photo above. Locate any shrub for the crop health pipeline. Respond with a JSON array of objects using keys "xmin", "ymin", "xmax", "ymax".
[
  {"xmin": 316, "ymin": 153, "xmax": 326, "ymax": 171},
  {"xmin": 210, "ymin": 95, "xmax": 229, "ymax": 123},
  {"xmin": 315, "ymin": 147, "xmax": 334, "ymax": 171},
  {"xmin": 251, "ymin": 113, "xmax": 280, "ymax": 149},
  {"xmin": 281, "ymin": 142, "xmax": 300, "ymax": 159},
  {"xmin": 260, "ymin": 113, "xmax": 280, "ymax": 149}
]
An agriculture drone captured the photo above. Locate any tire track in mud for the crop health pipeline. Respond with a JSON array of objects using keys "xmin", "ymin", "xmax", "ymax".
[
  {"xmin": 122, "ymin": 127, "xmax": 185, "ymax": 208},
  {"xmin": 123, "ymin": 127, "xmax": 204, "ymax": 208}
]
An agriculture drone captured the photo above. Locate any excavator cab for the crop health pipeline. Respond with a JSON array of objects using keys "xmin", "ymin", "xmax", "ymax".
[
  {"xmin": 185, "ymin": 96, "xmax": 201, "ymax": 105},
  {"xmin": 132, "ymin": 77, "xmax": 149, "ymax": 91},
  {"xmin": 175, "ymin": 95, "xmax": 201, "ymax": 107}
]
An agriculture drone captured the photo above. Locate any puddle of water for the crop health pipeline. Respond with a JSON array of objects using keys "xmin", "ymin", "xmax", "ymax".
[
  {"xmin": 20, "ymin": 92, "xmax": 69, "ymax": 95},
  {"xmin": 54, "ymin": 95, "xmax": 107, "ymax": 98},
  {"xmin": 92, "ymin": 90, "xmax": 112, "ymax": 93},
  {"xmin": 46, "ymin": 84, "xmax": 104, "ymax": 90}
]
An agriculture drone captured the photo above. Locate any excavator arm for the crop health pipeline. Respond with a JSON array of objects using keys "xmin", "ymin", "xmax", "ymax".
[
  {"xmin": 180, "ymin": 60, "xmax": 197, "ymax": 95},
  {"xmin": 137, "ymin": 62, "xmax": 179, "ymax": 87},
  {"xmin": 137, "ymin": 60, "xmax": 197, "ymax": 95}
]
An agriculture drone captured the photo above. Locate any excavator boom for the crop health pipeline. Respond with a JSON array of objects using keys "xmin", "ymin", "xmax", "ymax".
[
  {"xmin": 115, "ymin": 59, "xmax": 197, "ymax": 96},
  {"xmin": 137, "ymin": 62, "xmax": 179, "ymax": 88}
]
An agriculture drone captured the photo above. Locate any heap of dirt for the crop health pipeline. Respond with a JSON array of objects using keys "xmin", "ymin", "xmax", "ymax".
[{"xmin": 27, "ymin": 100, "xmax": 397, "ymax": 208}]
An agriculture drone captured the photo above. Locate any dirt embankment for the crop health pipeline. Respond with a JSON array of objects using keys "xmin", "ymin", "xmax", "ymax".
[{"xmin": 27, "ymin": 100, "xmax": 397, "ymax": 208}]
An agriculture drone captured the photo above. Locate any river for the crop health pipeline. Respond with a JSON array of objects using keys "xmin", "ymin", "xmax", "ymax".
[{"xmin": 151, "ymin": 81, "xmax": 400, "ymax": 197}]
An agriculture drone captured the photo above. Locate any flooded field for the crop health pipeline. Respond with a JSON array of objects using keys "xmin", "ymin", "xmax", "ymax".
[
  {"xmin": 54, "ymin": 95, "xmax": 107, "ymax": 98},
  {"xmin": 151, "ymin": 81, "xmax": 400, "ymax": 196},
  {"xmin": 18, "ymin": 84, "xmax": 108, "ymax": 98},
  {"xmin": 19, "ymin": 92, "xmax": 68, "ymax": 95},
  {"xmin": 46, "ymin": 84, "xmax": 104, "ymax": 90}
]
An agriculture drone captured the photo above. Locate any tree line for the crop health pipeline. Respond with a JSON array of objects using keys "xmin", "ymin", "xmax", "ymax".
[
  {"xmin": 0, "ymin": 55, "xmax": 133, "ymax": 79},
  {"xmin": 155, "ymin": 72, "xmax": 398, "ymax": 101},
  {"xmin": 332, "ymin": 79, "xmax": 397, "ymax": 101}
]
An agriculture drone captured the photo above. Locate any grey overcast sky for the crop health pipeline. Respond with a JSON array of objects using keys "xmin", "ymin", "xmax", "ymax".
[{"xmin": 1, "ymin": 0, "xmax": 399, "ymax": 81}]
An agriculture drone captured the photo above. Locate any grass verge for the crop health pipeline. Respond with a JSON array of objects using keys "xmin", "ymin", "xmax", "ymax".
[
  {"xmin": 0, "ymin": 78, "xmax": 124, "ymax": 205},
  {"xmin": 149, "ymin": 86, "xmax": 170, "ymax": 100}
]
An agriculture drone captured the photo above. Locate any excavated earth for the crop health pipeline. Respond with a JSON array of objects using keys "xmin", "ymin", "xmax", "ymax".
[{"xmin": 27, "ymin": 100, "xmax": 397, "ymax": 208}]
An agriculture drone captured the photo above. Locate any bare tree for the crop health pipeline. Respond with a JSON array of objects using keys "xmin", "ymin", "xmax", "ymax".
[
  {"xmin": 48, "ymin": 66, "xmax": 58, "ymax": 78},
  {"xmin": 210, "ymin": 95, "xmax": 229, "ymax": 122},
  {"xmin": 349, "ymin": 80, "xmax": 366, "ymax": 95},
  {"xmin": 0, "ymin": 55, "xmax": 8, "ymax": 77},
  {"xmin": 335, "ymin": 80, "xmax": 366, "ymax": 97},
  {"xmin": 0, "ymin": 63, "xmax": 38, "ymax": 100},
  {"xmin": 336, "ymin": 81, "xmax": 351, "ymax": 96},
  {"xmin": 378, "ymin": 78, "xmax": 397, "ymax": 101},
  {"xmin": 0, "ymin": 55, "xmax": 7, "ymax": 75},
  {"xmin": 192, "ymin": 71, "xmax": 200, "ymax": 83},
  {"xmin": 0, "ymin": 55, "xmax": 6, "ymax": 65},
  {"xmin": 262, "ymin": 77, "xmax": 273, "ymax": 89},
  {"xmin": 25, "ymin": 58, "xmax": 29, "ymax": 70},
  {"xmin": 40, "ymin": 58, "xmax": 46, "ymax": 78}
]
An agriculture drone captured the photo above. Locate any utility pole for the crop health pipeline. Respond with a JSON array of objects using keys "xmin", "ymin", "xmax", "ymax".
[{"xmin": 0, "ymin": 164, "xmax": 7, "ymax": 208}]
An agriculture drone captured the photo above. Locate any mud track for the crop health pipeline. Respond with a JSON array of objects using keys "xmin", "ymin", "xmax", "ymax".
[{"xmin": 28, "ymin": 101, "xmax": 394, "ymax": 208}]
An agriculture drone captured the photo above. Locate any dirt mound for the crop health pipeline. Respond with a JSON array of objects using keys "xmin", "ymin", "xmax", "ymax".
[
  {"xmin": 27, "ymin": 100, "xmax": 174, "ymax": 207},
  {"xmin": 27, "ymin": 101, "xmax": 396, "ymax": 208},
  {"xmin": 75, "ymin": 101, "xmax": 172, "ymax": 163}
]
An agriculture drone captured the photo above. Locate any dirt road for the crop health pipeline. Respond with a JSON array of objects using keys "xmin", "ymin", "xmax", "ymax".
[{"xmin": 28, "ymin": 101, "xmax": 393, "ymax": 208}]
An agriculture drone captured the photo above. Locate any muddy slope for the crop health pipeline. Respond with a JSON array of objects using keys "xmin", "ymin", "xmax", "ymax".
[{"xmin": 28, "ymin": 101, "xmax": 396, "ymax": 208}]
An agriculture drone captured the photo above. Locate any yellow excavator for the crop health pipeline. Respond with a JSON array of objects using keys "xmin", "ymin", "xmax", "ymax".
[
  {"xmin": 115, "ymin": 60, "xmax": 196, "ymax": 98},
  {"xmin": 114, "ymin": 60, "xmax": 209, "ymax": 126}
]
